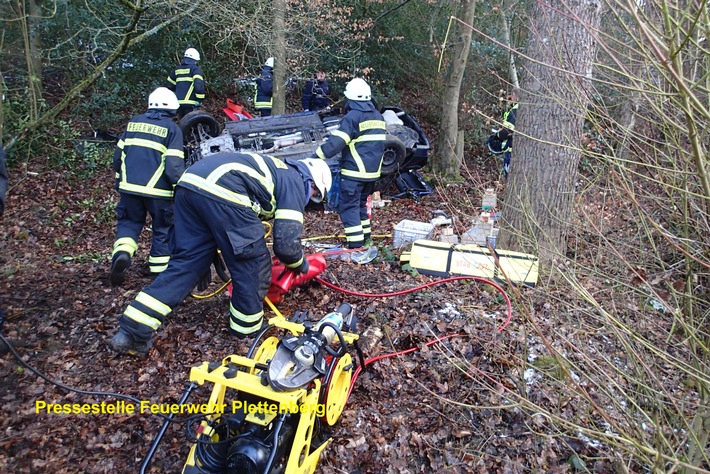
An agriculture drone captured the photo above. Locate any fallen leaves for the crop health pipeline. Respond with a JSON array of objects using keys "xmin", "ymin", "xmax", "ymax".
[{"xmin": 1, "ymin": 156, "xmax": 671, "ymax": 474}]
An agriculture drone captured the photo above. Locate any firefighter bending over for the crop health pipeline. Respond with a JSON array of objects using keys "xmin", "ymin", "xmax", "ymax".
[{"xmin": 109, "ymin": 153, "xmax": 332, "ymax": 356}]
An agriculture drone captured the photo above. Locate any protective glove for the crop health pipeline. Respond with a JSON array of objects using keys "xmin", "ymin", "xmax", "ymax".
[
  {"xmin": 196, "ymin": 269, "xmax": 212, "ymax": 292},
  {"xmin": 294, "ymin": 258, "xmax": 310, "ymax": 275},
  {"xmin": 212, "ymin": 251, "xmax": 230, "ymax": 282},
  {"xmin": 291, "ymin": 254, "xmax": 326, "ymax": 286},
  {"xmin": 195, "ymin": 251, "xmax": 230, "ymax": 291}
]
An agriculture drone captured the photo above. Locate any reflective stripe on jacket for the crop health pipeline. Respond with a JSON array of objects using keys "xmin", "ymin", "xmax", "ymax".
[
  {"xmin": 177, "ymin": 152, "xmax": 307, "ymax": 267},
  {"xmin": 113, "ymin": 110, "xmax": 185, "ymax": 198},
  {"xmin": 314, "ymin": 100, "xmax": 385, "ymax": 182},
  {"xmin": 166, "ymin": 58, "xmax": 205, "ymax": 106},
  {"xmin": 496, "ymin": 102, "xmax": 519, "ymax": 150},
  {"xmin": 502, "ymin": 103, "xmax": 518, "ymax": 130}
]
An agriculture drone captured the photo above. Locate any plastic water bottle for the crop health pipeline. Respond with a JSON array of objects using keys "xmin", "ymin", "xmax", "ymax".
[
  {"xmin": 314, "ymin": 311, "xmax": 344, "ymax": 345},
  {"xmin": 313, "ymin": 303, "xmax": 351, "ymax": 344},
  {"xmin": 482, "ymin": 189, "xmax": 497, "ymax": 210}
]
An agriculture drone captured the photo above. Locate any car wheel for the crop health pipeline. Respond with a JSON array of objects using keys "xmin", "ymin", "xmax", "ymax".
[
  {"xmin": 179, "ymin": 111, "xmax": 221, "ymax": 166},
  {"xmin": 373, "ymin": 174, "xmax": 397, "ymax": 195},
  {"xmin": 380, "ymin": 135, "xmax": 406, "ymax": 176}
]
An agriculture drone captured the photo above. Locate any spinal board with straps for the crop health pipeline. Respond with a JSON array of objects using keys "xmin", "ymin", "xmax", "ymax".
[{"xmin": 400, "ymin": 239, "xmax": 538, "ymax": 287}]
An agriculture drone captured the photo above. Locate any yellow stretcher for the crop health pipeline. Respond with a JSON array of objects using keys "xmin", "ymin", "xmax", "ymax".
[{"xmin": 400, "ymin": 239, "xmax": 539, "ymax": 287}]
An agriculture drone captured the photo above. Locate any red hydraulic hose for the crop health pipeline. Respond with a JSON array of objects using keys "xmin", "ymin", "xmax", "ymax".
[
  {"xmin": 315, "ymin": 276, "xmax": 513, "ymax": 404},
  {"xmin": 346, "ymin": 333, "xmax": 461, "ymax": 400},
  {"xmin": 314, "ymin": 275, "xmax": 515, "ymax": 404},
  {"xmin": 315, "ymin": 275, "xmax": 513, "ymax": 332}
]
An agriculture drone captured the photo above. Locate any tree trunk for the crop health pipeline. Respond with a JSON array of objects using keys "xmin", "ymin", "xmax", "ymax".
[
  {"xmin": 16, "ymin": 0, "xmax": 43, "ymax": 121},
  {"xmin": 0, "ymin": 75, "xmax": 5, "ymax": 141},
  {"xmin": 455, "ymin": 130, "xmax": 464, "ymax": 164},
  {"xmin": 499, "ymin": 11, "xmax": 519, "ymax": 88},
  {"xmin": 611, "ymin": 88, "xmax": 640, "ymax": 164},
  {"xmin": 432, "ymin": 0, "xmax": 476, "ymax": 178},
  {"xmin": 272, "ymin": 0, "xmax": 287, "ymax": 115},
  {"xmin": 499, "ymin": 0, "xmax": 602, "ymax": 264},
  {"xmin": 28, "ymin": 0, "xmax": 43, "ymax": 96}
]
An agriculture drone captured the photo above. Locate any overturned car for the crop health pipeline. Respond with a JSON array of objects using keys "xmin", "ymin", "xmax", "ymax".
[{"xmin": 178, "ymin": 105, "xmax": 431, "ymax": 194}]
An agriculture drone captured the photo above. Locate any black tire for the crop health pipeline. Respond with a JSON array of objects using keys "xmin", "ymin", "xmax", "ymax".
[
  {"xmin": 179, "ymin": 111, "xmax": 221, "ymax": 166},
  {"xmin": 372, "ymin": 174, "xmax": 398, "ymax": 195},
  {"xmin": 380, "ymin": 135, "xmax": 406, "ymax": 176}
]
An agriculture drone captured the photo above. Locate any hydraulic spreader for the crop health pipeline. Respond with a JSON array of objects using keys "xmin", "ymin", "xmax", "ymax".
[{"xmin": 140, "ymin": 303, "xmax": 358, "ymax": 474}]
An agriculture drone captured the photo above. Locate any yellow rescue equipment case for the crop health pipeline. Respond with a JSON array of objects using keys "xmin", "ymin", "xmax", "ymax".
[{"xmin": 403, "ymin": 239, "xmax": 538, "ymax": 286}]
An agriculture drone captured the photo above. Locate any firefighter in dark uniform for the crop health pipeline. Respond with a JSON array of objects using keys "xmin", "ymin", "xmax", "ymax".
[
  {"xmin": 109, "ymin": 87, "xmax": 185, "ymax": 286},
  {"xmin": 254, "ymin": 57, "xmax": 274, "ymax": 117},
  {"xmin": 166, "ymin": 48, "xmax": 205, "ymax": 119},
  {"xmin": 313, "ymin": 78, "xmax": 385, "ymax": 249},
  {"xmin": 497, "ymin": 89, "xmax": 518, "ymax": 176},
  {"xmin": 301, "ymin": 69, "xmax": 330, "ymax": 111},
  {"xmin": 109, "ymin": 153, "xmax": 332, "ymax": 356}
]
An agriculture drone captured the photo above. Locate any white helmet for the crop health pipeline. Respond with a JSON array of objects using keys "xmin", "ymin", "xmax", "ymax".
[
  {"xmin": 301, "ymin": 159, "xmax": 332, "ymax": 203},
  {"xmin": 184, "ymin": 48, "xmax": 200, "ymax": 61},
  {"xmin": 265, "ymin": 57, "xmax": 274, "ymax": 68},
  {"xmin": 344, "ymin": 78, "xmax": 371, "ymax": 101},
  {"xmin": 148, "ymin": 87, "xmax": 179, "ymax": 111}
]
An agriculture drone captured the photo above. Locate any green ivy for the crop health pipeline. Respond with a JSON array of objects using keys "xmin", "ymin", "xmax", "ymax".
[{"xmin": 401, "ymin": 263, "xmax": 419, "ymax": 277}]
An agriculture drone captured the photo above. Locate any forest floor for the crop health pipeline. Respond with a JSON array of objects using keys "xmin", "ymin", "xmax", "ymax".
[{"xmin": 0, "ymin": 145, "xmax": 620, "ymax": 474}]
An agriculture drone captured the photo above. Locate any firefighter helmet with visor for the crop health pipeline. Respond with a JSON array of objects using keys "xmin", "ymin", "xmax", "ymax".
[
  {"xmin": 301, "ymin": 159, "xmax": 332, "ymax": 203},
  {"xmin": 344, "ymin": 78, "xmax": 371, "ymax": 101},
  {"xmin": 184, "ymin": 48, "xmax": 200, "ymax": 61},
  {"xmin": 148, "ymin": 87, "xmax": 179, "ymax": 111}
]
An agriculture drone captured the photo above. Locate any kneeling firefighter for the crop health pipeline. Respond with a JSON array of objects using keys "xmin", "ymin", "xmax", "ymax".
[{"xmin": 109, "ymin": 153, "xmax": 332, "ymax": 356}]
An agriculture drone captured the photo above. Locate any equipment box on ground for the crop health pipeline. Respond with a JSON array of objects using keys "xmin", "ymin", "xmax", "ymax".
[
  {"xmin": 393, "ymin": 220, "xmax": 435, "ymax": 248},
  {"xmin": 404, "ymin": 239, "xmax": 539, "ymax": 286}
]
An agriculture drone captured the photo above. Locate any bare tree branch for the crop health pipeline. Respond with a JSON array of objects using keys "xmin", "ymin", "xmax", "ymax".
[{"xmin": 5, "ymin": 1, "xmax": 199, "ymax": 151}]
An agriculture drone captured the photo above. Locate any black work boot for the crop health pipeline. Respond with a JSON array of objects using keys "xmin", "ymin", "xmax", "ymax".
[
  {"xmin": 229, "ymin": 328, "xmax": 257, "ymax": 340},
  {"xmin": 109, "ymin": 328, "xmax": 152, "ymax": 356},
  {"xmin": 229, "ymin": 320, "xmax": 266, "ymax": 340},
  {"xmin": 109, "ymin": 252, "xmax": 131, "ymax": 287}
]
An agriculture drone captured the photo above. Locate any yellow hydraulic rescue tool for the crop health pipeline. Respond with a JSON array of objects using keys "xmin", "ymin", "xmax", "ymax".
[{"xmin": 140, "ymin": 303, "xmax": 359, "ymax": 474}]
